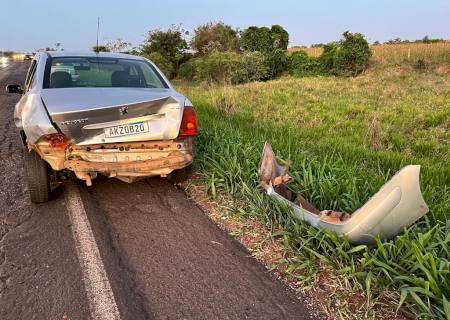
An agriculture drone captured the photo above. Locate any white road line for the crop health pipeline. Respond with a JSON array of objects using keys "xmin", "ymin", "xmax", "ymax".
[{"xmin": 65, "ymin": 182, "xmax": 121, "ymax": 320}]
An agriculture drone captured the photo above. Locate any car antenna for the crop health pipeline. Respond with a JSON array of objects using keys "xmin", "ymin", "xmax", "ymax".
[{"xmin": 95, "ymin": 16, "xmax": 100, "ymax": 53}]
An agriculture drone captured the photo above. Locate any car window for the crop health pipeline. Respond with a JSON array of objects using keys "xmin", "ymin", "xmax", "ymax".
[
  {"xmin": 25, "ymin": 60, "xmax": 37, "ymax": 91},
  {"xmin": 44, "ymin": 57, "xmax": 167, "ymax": 89},
  {"xmin": 24, "ymin": 60, "xmax": 35, "ymax": 85},
  {"xmin": 141, "ymin": 63, "xmax": 167, "ymax": 88}
]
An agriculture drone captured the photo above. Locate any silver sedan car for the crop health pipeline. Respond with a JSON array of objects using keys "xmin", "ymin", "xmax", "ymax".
[{"xmin": 7, "ymin": 52, "xmax": 197, "ymax": 203}]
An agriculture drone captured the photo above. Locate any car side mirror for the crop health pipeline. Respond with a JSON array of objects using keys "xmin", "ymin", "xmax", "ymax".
[{"xmin": 6, "ymin": 84, "xmax": 23, "ymax": 94}]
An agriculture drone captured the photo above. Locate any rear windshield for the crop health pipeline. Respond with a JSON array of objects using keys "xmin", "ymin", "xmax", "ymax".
[{"xmin": 44, "ymin": 57, "xmax": 168, "ymax": 89}]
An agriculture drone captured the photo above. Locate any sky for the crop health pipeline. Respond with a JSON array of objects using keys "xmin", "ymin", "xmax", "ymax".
[{"xmin": 1, "ymin": 0, "xmax": 450, "ymax": 52}]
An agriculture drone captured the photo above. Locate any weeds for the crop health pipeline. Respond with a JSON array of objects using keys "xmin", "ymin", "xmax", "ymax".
[{"xmin": 367, "ymin": 113, "xmax": 383, "ymax": 151}]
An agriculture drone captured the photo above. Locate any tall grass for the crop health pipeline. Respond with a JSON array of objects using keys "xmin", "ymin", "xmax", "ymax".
[
  {"xmin": 178, "ymin": 70, "xmax": 450, "ymax": 318},
  {"xmin": 290, "ymin": 42, "xmax": 450, "ymax": 67},
  {"xmin": 372, "ymin": 42, "xmax": 450, "ymax": 66}
]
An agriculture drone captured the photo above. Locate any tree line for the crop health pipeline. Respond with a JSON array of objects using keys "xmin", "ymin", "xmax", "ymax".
[{"xmin": 92, "ymin": 22, "xmax": 373, "ymax": 83}]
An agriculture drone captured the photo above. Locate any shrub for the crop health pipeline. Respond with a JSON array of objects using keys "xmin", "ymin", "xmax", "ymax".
[
  {"xmin": 288, "ymin": 32, "xmax": 371, "ymax": 78},
  {"xmin": 288, "ymin": 50, "xmax": 321, "ymax": 76},
  {"xmin": 178, "ymin": 61, "xmax": 196, "ymax": 81},
  {"xmin": 144, "ymin": 52, "xmax": 173, "ymax": 78},
  {"xmin": 234, "ymin": 51, "xmax": 269, "ymax": 83},
  {"xmin": 317, "ymin": 42, "xmax": 338, "ymax": 73},
  {"xmin": 333, "ymin": 31, "xmax": 372, "ymax": 76},
  {"xmin": 265, "ymin": 49, "xmax": 289, "ymax": 79},
  {"xmin": 414, "ymin": 58, "xmax": 427, "ymax": 70},
  {"xmin": 191, "ymin": 51, "xmax": 270, "ymax": 84},
  {"xmin": 195, "ymin": 51, "xmax": 242, "ymax": 84}
]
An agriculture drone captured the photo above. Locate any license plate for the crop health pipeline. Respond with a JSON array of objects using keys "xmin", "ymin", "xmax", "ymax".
[{"xmin": 105, "ymin": 122, "xmax": 149, "ymax": 138}]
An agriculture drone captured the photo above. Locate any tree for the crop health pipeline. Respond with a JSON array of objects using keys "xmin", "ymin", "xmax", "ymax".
[
  {"xmin": 191, "ymin": 22, "xmax": 240, "ymax": 55},
  {"xmin": 270, "ymin": 25, "xmax": 289, "ymax": 50},
  {"xmin": 140, "ymin": 25, "xmax": 188, "ymax": 75},
  {"xmin": 106, "ymin": 38, "xmax": 132, "ymax": 52},
  {"xmin": 240, "ymin": 26, "xmax": 272, "ymax": 53},
  {"xmin": 386, "ymin": 37, "xmax": 402, "ymax": 44},
  {"xmin": 240, "ymin": 25, "xmax": 289, "ymax": 53},
  {"xmin": 146, "ymin": 52, "xmax": 173, "ymax": 77},
  {"xmin": 240, "ymin": 25, "xmax": 290, "ymax": 78},
  {"xmin": 122, "ymin": 48, "xmax": 140, "ymax": 55},
  {"xmin": 92, "ymin": 45, "xmax": 110, "ymax": 52},
  {"xmin": 44, "ymin": 43, "xmax": 62, "ymax": 51}
]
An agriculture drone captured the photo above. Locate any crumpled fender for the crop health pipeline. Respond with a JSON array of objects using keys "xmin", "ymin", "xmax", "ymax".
[
  {"xmin": 14, "ymin": 93, "xmax": 57, "ymax": 143},
  {"xmin": 259, "ymin": 142, "xmax": 429, "ymax": 245}
]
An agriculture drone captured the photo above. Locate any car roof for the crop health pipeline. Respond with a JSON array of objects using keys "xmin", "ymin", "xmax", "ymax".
[{"xmin": 44, "ymin": 51, "xmax": 145, "ymax": 60}]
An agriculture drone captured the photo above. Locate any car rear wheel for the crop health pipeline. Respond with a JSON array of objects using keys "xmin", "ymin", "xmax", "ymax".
[
  {"xmin": 23, "ymin": 148, "xmax": 51, "ymax": 203},
  {"xmin": 167, "ymin": 165, "xmax": 192, "ymax": 183}
]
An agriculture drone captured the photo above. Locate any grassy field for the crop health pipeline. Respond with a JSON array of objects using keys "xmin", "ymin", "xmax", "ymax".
[
  {"xmin": 291, "ymin": 41, "xmax": 450, "ymax": 67},
  {"xmin": 177, "ymin": 69, "xmax": 450, "ymax": 319}
]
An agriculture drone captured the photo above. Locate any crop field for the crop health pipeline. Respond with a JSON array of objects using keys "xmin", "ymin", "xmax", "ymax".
[
  {"xmin": 177, "ymin": 69, "xmax": 450, "ymax": 318},
  {"xmin": 291, "ymin": 41, "xmax": 450, "ymax": 67}
]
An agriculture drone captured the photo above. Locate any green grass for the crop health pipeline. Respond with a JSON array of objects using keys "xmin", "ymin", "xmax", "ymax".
[{"xmin": 176, "ymin": 69, "xmax": 450, "ymax": 319}]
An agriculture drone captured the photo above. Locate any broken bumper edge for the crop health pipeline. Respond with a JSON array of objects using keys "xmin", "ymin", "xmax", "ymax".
[
  {"xmin": 258, "ymin": 141, "xmax": 430, "ymax": 245},
  {"xmin": 66, "ymin": 151, "xmax": 193, "ymax": 185}
]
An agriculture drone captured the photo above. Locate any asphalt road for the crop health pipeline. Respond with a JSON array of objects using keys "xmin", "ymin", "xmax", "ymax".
[
  {"xmin": 0, "ymin": 61, "xmax": 314, "ymax": 320},
  {"xmin": 0, "ymin": 61, "xmax": 10, "ymax": 69}
]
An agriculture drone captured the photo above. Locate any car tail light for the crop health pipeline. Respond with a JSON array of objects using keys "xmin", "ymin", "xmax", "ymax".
[
  {"xmin": 179, "ymin": 106, "xmax": 198, "ymax": 136},
  {"xmin": 46, "ymin": 133, "xmax": 70, "ymax": 148}
]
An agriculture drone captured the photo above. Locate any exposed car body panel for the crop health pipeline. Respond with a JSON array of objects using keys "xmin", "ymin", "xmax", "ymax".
[
  {"xmin": 259, "ymin": 142, "xmax": 429, "ymax": 245},
  {"xmin": 41, "ymin": 88, "xmax": 185, "ymax": 145}
]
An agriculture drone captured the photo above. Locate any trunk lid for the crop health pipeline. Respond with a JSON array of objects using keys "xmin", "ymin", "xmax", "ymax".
[{"xmin": 41, "ymin": 87, "xmax": 185, "ymax": 145}]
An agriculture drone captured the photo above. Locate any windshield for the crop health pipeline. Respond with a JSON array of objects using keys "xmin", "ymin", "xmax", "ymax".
[{"xmin": 44, "ymin": 57, "xmax": 167, "ymax": 89}]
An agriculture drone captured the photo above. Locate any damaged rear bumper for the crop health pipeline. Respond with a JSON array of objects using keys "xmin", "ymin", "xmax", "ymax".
[
  {"xmin": 65, "ymin": 152, "xmax": 191, "ymax": 174},
  {"xmin": 65, "ymin": 151, "xmax": 192, "ymax": 184},
  {"xmin": 259, "ymin": 142, "xmax": 429, "ymax": 245},
  {"xmin": 32, "ymin": 137, "xmax": 194, "ymax": 185}
]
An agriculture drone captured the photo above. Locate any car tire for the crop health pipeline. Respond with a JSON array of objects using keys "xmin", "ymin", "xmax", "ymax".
[
  {"xmin": 23, "ymin": 148, "xmax": 51, "ymax": 203},
  {"xmin": 167, "ymin": 165, "xmax": 192, "ymax": 183}
]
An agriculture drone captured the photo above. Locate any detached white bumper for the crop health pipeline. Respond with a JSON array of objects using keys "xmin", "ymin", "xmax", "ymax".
[{"xmin": 259, "ymin": 142, "xmax": 429, "ymax": 245}]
